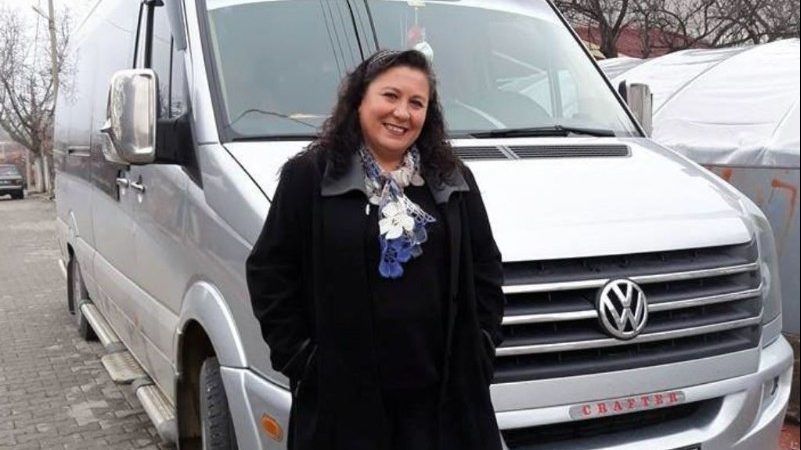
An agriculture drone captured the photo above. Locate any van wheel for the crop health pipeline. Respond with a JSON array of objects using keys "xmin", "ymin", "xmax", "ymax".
[
  {"xmin": 68, "ymin": 256, "xmax": 97, "ymax": 341},
  {"xmin": 200, "ymin": 357, "xmax": 238, "ymax": 450}
]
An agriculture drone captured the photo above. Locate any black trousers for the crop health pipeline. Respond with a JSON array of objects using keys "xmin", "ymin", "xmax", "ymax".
[{"xmin": 382, "ymin": 385, "xmax": 440, "ymax": 450}]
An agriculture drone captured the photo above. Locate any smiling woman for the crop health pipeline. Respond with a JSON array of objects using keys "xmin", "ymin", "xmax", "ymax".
[
  {"xmin": 358, "ymin": 64, "xmax": 430, "ymax": 170},
  {"xmin": 246, "ymin": 49, "xmax": 506, "ymax": 450}
]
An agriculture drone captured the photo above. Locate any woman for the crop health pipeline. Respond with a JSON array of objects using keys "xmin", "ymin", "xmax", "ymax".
[{"xmin": 246, "ymin": 49, "xmax": 505, "ymax": 450}]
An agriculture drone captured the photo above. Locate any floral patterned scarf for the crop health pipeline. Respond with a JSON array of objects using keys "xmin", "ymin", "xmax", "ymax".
[{"xmin": 360, "ymin": 146, "xmax": 436, "ymax": 279}]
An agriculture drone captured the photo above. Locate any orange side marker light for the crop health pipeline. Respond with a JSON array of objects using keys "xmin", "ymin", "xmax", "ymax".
[{"xmin": 260, "ymin": 414, "xmax": 284, "ymax": 442}]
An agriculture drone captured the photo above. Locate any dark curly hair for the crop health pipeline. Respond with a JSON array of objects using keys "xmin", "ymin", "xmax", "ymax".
[{"xmin": 306, "ymin": 49, "xmax": 460, "ymax": 185}]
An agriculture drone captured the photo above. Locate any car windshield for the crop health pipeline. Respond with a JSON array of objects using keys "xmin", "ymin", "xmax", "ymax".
[
  {"xmin": 202, "ymin": 0, "xmax": 639, "ymax": 140},
  {"xmin": 0, "ymin": 166, "xmax": 20, "ymax": 177}
]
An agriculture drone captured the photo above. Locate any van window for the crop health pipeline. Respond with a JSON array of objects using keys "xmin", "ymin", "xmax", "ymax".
[
  {"xmin": 201, "ymin": 0, "xmax": 638, "ymax": 139},
  {"xmin": 144, "ymin": 4, "xmax": 188, "ymax": 119},
  {"xmin": 204, "ymin": 0, "xmax": 345, "ymax": 138}
]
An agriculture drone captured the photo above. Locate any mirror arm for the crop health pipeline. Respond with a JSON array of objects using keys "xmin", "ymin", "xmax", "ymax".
[
  {"xmin": 154, "ymin": 112, "xmax": 192, "ymax": 165},
  {"xmin": 617, "ymin": 80, "xmax": 628, "ymax": 101}
]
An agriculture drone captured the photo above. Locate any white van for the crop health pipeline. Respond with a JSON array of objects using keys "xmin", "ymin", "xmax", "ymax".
[{"xmin": 54, "ymin": 1, "xmax": 793, "ymax": 449}]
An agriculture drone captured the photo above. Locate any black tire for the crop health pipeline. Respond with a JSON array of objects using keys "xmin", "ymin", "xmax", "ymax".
[
  {"xmin": 68, "ymin": 256, "xmax": 97, "ymax": 341},
  {"xmin": 12, "ymin": 190, "xmax": 23, "ymax": 200},
  {"xmin": 200, "ymin": 357, "xmax": 238, "ymax": 450}
]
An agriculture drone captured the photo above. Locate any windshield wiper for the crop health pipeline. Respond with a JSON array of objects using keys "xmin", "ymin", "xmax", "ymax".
[
  {"xmin": 230, "ymin": 133, "xmax": 319, "ymax": 142},
  {"xmin": 226, "ymin": 108, "xmax": 318, "ymax": 130},
  {"xmin": 469, "ymin": 125, "xmax": 616, "ymax": 138}
]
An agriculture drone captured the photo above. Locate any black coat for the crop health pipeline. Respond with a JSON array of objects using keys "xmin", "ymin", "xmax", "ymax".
[{"xmin": 246, "ymin": 149, "xmax": 505, "ymax": 450}]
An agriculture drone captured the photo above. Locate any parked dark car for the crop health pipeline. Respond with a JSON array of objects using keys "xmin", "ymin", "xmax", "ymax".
[{"xmin": 0, "ymin": 164, "xmax": 25, "ymax": 200}]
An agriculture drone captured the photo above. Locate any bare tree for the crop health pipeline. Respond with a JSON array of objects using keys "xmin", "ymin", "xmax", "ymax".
[
  {"xmin": 723, "ymin": 0, "xmax": 800, "ymax": 44},
  {"xmin": 634, "ymin": 0, "xmax": 734, "ymax": 53},
  {"xmin": 554, "ymin": 0, "xmax": 633, "ymax": 57},
  {"xmin": 556, "ymin": 0, "xmax": 800, "ymax": 57},
  {"xmin": 0, "ymin": 6, "xmax": 72, "ymax": 194},
  {"xmin": 630, "ymin": 0, "xmax": 666, "ymax": 57}
]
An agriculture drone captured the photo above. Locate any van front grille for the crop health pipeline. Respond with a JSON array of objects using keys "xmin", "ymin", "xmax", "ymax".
[{"xmin": 493, "ymin": 242, "xmax": 762, "ymax": 383}]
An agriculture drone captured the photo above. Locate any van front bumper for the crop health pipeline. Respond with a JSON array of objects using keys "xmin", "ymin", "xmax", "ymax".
[
  {"xmin": 495, "ymin": 335, "xmax": 793, "ymax": 450},
  {"xmin": 222, "ymin": 336, "xmax": 792, "ymax": 450}
]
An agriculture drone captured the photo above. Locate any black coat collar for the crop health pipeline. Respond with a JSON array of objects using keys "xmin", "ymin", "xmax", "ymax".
[{"xmin": 320, "ymin": 151, "xmax": 469, "ymax": 204}]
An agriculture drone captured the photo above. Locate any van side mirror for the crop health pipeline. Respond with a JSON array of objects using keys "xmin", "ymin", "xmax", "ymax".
[
  {"xmin": 627, "ymin": 83, "xmax": 653, "ymax": 137},
  {"xmin": 617, "ymin": 80, "xmax": 653, "ymax": 137},
  {"xmin": 100, "ymin": 69, "xmax": 158, "ymax": 165}
]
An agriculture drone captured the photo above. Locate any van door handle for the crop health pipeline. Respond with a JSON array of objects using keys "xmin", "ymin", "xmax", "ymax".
[
  {"xmin": 116, "ymin": 177, "xmax": 130, "ymax": 188},
  {"xmin": 130, "ymin": 179, "xmax": 146, "ymax": 193},
  {"xmin": 67, "ymin": 146, "xmax": 91, "ymax": 157}
]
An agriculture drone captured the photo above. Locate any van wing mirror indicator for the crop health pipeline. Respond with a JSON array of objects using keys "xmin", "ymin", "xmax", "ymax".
[{"xmin": 100, "ymin": 69, "xmax": 158, "ymax": 165}]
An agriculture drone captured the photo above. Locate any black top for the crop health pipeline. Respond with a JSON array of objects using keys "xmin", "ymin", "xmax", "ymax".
[{"xmin": 366, "ymin": 185, "xmax": 448, "ymax": 389}]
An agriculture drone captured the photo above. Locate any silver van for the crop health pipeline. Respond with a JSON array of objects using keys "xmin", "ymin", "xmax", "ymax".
[{"xmin": 54, "ymin": 1, "xmax": 793, "ymax": 449}]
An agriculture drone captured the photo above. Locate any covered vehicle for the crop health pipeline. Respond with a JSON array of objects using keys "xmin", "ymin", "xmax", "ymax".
[{"xmin": 602, "ymin": 39, "xmax": 800, "ymax": 419}]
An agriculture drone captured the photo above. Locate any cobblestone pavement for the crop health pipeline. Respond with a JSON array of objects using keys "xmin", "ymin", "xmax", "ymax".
[
  {"xmin": 781, "ymin": 422, "xmax": 800, "ymax": 450},
  {"xmin": 0, "ymin": 196, "xmax": 172, "ymax": 450}
]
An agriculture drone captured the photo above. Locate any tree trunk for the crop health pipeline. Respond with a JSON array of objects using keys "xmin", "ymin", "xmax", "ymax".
[
  {"xmin": 25, "ymin": 149, "xmax": 31, "ymax": 190},
  {"xmin": 601, "ymin": 33, "xmax": 619, "ymax": 58},
  {"xmin": 32, "ymin": 154, "xmax": 44, "ymax": 193},
  {"xmin": 43, "ymin": 152, "xmax": 52, "ymax": 195}
]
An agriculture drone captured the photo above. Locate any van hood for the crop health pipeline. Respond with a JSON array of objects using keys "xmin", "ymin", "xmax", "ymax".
[{"xmin": 225, "ymin": 138, "xmax": 751, "ymax": 261}]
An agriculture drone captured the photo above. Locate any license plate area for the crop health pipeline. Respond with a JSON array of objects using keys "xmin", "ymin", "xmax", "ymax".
[{"xmin": 569, "ymin": 390, "xmax": 687, "ymax": 420}]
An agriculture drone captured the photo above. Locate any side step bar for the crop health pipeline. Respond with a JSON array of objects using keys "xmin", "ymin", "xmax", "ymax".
[
  {"xmin": 80, "ymin": 303, "xmax": 125, "ymax": 353},
  {"xmin": 134, "ymin": 379, "xmax": 178, "ymax": 444},
  {"xmin": 79, "ymin": 302, "xmax": 177, "ymax": 444}
]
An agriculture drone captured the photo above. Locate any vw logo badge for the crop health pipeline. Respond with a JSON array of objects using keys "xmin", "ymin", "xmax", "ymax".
[{"xmin": 596, "ymin": 279, "xmax": 649, "ymax": 340}]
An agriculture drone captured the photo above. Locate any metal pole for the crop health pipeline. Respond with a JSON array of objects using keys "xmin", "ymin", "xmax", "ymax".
[
  {"xmin": 44, "ymin": 0, "xmax": 59, "ymax": 106},
  {"xmin": 45, "ymin": 0, "xmax": 58, "ymax": 194},
  {"xmin": 32, "ymin": 2, "xmax": 58, "ymax": 194}
]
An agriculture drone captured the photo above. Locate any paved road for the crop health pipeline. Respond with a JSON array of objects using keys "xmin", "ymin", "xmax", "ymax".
[{"xmin": 0, "ymin": 196, "xmax": 171, "ymax": 450}]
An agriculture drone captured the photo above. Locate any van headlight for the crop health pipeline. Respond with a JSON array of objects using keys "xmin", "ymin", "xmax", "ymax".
[{"xmin": 739, "ymin": 196, "xmax": 783, "ymax": 346}]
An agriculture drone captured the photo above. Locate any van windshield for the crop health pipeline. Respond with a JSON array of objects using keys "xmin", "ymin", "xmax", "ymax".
[{"xmin": 203, "ymin": 0, "xmax": 639, "ymax": 140}]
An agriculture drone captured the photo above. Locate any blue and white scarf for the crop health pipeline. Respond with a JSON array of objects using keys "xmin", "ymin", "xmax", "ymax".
[{"xmin": 360, "ymin": 146, "xmax": 436, "ymax": 279}]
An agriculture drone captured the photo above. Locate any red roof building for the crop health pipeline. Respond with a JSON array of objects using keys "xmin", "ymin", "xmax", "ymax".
[{"xmin": 574, "ymin": 25, "xmax": 709, "ymax": 58}]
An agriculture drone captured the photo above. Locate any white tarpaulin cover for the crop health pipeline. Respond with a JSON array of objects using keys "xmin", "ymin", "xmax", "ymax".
[
  {"xmin": 597, "ymin": 57, "xmax": 645, "ymax": 81},
  {"xmin": 601, "ymin": 39, "xmax": 800, "ymax": 168}
]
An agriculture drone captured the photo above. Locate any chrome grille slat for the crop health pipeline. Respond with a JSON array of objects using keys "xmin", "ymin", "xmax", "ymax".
[
  {"xmin": 501, "ymin": 285, "xmax": 762, "ymax": 325},
  {"xmin": 502, "ymin": 262, "xmax": 759, "ymax": 294},
  {"xmin": 503, "ymin": 309, "xmax": 596, "ymax": 325},
  {"xmin": 496, "ymin": 316, "xmax": 762, "ymax": 357},
  {"xmin": 648, "ymin": 286, "xmax": 762, "ymax": 312},
  {"xmin": 493, "ymin": 242, "xmax": 762, "ymax": 383}
]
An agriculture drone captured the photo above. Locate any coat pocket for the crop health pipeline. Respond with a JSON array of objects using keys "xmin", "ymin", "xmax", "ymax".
[
  {"xmin": 288, "ymin": 344, "xmax": 320, "ymax": 450},
  {"xmin": 479, "ymin": 329, "xmax": 496, "ymax": 385},
  {"xmin": 292, "ymin": 344, "xmax": 318, "ymax": 397}
]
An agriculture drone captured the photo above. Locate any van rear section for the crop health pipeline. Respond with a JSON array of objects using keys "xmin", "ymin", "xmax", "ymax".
[{"xmin": 54, "ymin": 0, "xmax": 792, "ymax": 449}]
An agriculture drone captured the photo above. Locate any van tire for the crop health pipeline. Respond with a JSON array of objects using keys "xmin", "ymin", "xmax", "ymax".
[
  {"xmin": 68, "ymin": 256, "xmax": 97, "ymax": 341},
  {"xmin": 199, "ymin": 357, "xmax": 238, "ymax": 450}
]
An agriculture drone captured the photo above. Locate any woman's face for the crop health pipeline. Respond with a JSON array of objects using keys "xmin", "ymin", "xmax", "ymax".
[{"xmin": 358, "ymin": 65, "xmax": 430, "ymax": 167}]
